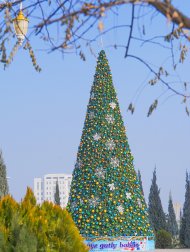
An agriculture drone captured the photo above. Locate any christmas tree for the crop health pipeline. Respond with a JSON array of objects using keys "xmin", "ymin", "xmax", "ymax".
[{"xmin": 68, "ymin": 51, "xmax": 154, "ymax": 249}]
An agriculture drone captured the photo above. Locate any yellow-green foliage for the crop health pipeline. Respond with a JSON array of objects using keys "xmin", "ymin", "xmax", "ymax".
[{"xmin": 0, "ymin": 187, "xmax": 89, "ymax": 252}]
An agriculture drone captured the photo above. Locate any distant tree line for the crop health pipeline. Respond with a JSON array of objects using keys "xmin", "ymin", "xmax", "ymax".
[{"xmin": 138, "ymin": 168, "xmax": 190, "ymax": 248}]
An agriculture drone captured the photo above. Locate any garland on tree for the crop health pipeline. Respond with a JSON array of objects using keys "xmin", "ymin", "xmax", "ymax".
[{"xmin": 68, "ymin": 50, "xmax": 154, "ymax": 239}]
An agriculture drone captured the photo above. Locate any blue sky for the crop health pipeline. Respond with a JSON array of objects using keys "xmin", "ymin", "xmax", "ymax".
[{"xmin": 0, "ymin": 1, "xmax": 190, "ymax": 211}]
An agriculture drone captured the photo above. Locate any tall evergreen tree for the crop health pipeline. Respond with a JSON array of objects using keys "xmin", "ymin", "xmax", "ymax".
[
  {"xmin": 148, "ymin": 168, "xmax": 166, "ymax": 232},
  {"xmin": 167, "ymin": 193, "xmax": 178, "ymax": 237},
  {"xmin": 54, "ymin": 180, "xmax": 61, "ymax": 206},
  {"xmin": 179, "ymin": 209, "xmax": 185, "ymax": 246},
  {"xmin": 68, "ymin": 50, "xmax": 154, "ymax": 239},
  {"xmin": 180, "ymin": 172, "xmax": 190, "ymax": 247},
  {"xmin": 0, "ymin": 151, "xmax": 8, "ymax": 199},
  {"xmin": 137, "ymin": 169, "xmax": 144, "ymax": 196}
]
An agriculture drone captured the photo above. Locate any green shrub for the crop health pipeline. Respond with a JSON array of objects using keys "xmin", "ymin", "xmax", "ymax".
[
  {"xmin": 156, "ymin": 229, "xmax": 172, "ymax": 248},
  {"xmin": 0, "ymin": 188, "xmax": 89, "ymax": 252}
]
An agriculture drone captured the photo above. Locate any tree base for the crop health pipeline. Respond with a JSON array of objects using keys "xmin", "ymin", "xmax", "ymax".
[{"xmin": 85, "ymin": 236, "xmax": 155, "ymax": 251}]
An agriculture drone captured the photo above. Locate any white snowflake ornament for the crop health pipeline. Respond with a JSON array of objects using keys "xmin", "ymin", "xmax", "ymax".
[
  {"xmin": 89, "ymin": 111, "xmax": 95, "ymax": 119},
  {"xmin": 71, "ymin": 201, "xmax": 77, "ymax": 209},
  {"xmin": 117, "ymin": 205, "xmax": 124, "ymax": 214},
  {"xmin": 110, "ymin": 157, "xmax": 119, "ymax": 167},
  {"xmin": 75, "ymin": 159, "xmax": 82, "ymax": 169},
  {"xmin": 93, "ymin": 133, "xmax": 101, "ymax": 141},
  {"xmin": 89, "ymin": 197, "xmax": 99, "ymax": 207},
  {"xmin": 108, "ymin": 183, "xmax": 115, "ymax": 191},
  {"xmin": 105, "ymin": 139, "xmax": 115, "ymax": 150},
  {"xmin": 105, "ymin": 114, "xmax": 115, "ymax": 124},
  {"xmin": 109, "ymin": 102, "xmax": 116, "ymax": 109},
  {"xmin": 79, "ymin": 199, "xmax": 84, "ymax": 205},
  {"xmin": 126, "ymin": 192, "xmax": 132, "ymax": 199},
  {"xmin": 137, "ymin": 198, "xmax": 142, "ymax": 208},
  {"xmin": 95, "ymin": 167, "xmax": 106, "ymax": 179},
  {"xmin": 91, "ymin": 92, "xmax": 95, "ymax": 99}
]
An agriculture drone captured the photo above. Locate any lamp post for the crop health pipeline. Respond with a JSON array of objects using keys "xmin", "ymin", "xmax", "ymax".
[{"xmin": 13, "ymin": 3, "xmax": 28, "ymax": 45}]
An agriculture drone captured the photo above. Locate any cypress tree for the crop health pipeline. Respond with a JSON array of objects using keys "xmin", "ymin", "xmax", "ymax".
[
  {"xmin": 54, "ymin": 180, "xmax": 61, "ymax": 206},
  {"xmin": 148, "ymin": 168, "xmax": 166, "ymax": 232},
  {"xmin": 184, "ymin": 172, "xmax": 190, "ymax": 247},
  {"xmin": 179, "ymin": 209, "xmax": 185, "ymax": 246},
  {"xmin": 179, "ymin": 215, "xmax": 185, "ymax": 246},
  {"xmin": 137, "ymin": 169, "xmax": 144, "ymax": 196},
  {"xmin": 180, "ymin": 172, "xmax": 190, "ymax": 247},
  {"xmin": 0, "ymin": 151, "xmax": 9, "ymax": 199},
  {"xmin": 167, "ymin": 193, "xmax": 178, "ymax": 237},
  {"xmin": 68, "ymin": 50, "xmax": 154, "ymax": 239}
]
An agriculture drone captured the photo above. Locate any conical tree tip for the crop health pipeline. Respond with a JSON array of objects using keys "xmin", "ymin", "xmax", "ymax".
[{"xmin": 98, "ymin": 50, "xmax": 106, "ymax": 57}]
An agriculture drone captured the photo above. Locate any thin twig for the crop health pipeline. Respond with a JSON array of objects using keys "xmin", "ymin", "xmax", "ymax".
[{"xmin": 125, "ymin": 4, "xmax": 135, "ymax": 58}]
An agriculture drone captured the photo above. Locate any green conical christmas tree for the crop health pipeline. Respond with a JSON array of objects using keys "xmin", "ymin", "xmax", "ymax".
[{"xmin": 68, "ymin": 51, "xmax": 154, "ymax": 241}]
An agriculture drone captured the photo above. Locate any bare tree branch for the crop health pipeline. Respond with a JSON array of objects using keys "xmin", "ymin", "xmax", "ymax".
[
  {"xmin": 0, "ymin": 0, "xmax": 190, "ymax": 113},
  {"xmin": 127, "ymin": 54, "xmax": 190, "ymax": 98},
  {"xmin": 125, "ymin": 3, "xmax": 135, "ymax": 57},
  {"xmin": 33, "ymin": 1, "xmax": 190, "ymax": 30}
]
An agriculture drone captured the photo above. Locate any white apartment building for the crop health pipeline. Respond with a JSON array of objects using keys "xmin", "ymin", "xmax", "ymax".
[
  {"xmin": 173, "ymin": 202, "xmax": 181, "ymax": 221},
  {"xmin": 34, "ymin": 173, "xmax": 72, "ymax": 208}
]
